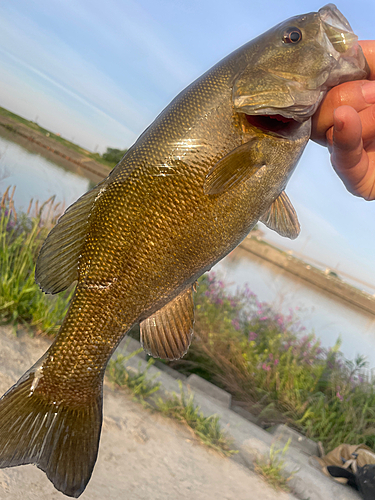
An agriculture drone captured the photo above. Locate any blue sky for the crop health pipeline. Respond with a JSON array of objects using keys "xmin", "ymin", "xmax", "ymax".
[{"xmin": 0, "ymin": 0, "xmax": 375, "ymax": 288}]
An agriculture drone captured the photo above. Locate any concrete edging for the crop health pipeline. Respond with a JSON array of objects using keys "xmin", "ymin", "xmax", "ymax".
[{"xmin": 114, "ymin": 338, "xmax": 361, "ymax": 500}]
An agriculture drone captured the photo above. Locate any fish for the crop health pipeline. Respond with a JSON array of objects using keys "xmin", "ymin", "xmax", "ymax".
[{"xmin": 0, "ymin": 4, "xmax": 369, "ymax": 498}]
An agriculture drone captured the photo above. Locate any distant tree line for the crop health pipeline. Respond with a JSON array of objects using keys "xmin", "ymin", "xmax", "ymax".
[{"xmin": 102, "ymin": 147, "xmax": 128, "ymax": 165}]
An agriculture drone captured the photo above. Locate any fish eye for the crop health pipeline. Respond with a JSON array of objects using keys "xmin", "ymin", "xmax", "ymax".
[{"xmin": 283, "ymin": 27, "xmax": 302, "ymax": 44}]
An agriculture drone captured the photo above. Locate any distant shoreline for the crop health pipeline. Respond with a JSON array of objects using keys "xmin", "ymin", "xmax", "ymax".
[
  {"xmin": 0, "ymin": 111, "xmax": 111, "ymax": 184},
  {"xmin": 239, "ymin": 236, "xmax": 375, "ymax": 316}
]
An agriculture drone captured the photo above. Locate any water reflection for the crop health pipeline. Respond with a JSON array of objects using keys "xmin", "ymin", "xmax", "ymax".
[{"xmin": 0, "ymin": 135, "xmax": 91, "ymax": 211}]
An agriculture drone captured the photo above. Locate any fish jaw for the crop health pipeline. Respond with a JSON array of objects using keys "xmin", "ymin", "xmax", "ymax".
[
  {"xmin": 318, "ymin": 4, "xmax": 369, "ymax": 87},
  {"xmin": 232, "ymin": 4, "xmax": 369, "ymax": 123}
]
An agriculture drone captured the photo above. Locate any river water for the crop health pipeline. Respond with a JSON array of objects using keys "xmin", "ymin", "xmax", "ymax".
[
  {"xmin": 1, "ymin": 133, "xmax": 374, "ymax": 368},
  {"xmin": 0, "ymin": 135, "xmax": 91, "ymax": 212}
]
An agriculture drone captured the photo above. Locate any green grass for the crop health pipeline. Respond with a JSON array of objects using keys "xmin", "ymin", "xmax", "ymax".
[
  {"xmin": 106, "ymin": 351, "xmax": 237, "ymax": 456},
  {"xmin": 107, "ymin": 351, "xmax": 161, "ymax": 401},
  {"xmin": 0, "ymin": 189, "xmax": 72, "ymax": 334},
  {"xmin": 255, "ymin": 439, "xmax": 294, "ymax": 491},
  {"xmin": 155, "ymin": 381, "xmax": 237, "ymax": 456}
]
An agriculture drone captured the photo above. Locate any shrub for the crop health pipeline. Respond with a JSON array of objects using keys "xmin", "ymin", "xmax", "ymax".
[{"xmin": 169, "ymin": 272, "xmax": 375, "ymax": 451}]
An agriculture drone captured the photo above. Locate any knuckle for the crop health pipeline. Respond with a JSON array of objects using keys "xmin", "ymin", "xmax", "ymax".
[{"xmin": 329, "ymin": 81, "xmax": 363, "ymax": 109}]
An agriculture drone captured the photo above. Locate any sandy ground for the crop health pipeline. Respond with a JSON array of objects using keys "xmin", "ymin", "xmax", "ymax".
[{"xmin": 0, "ymin": 327, "xmax": 294, "ymax": 500}]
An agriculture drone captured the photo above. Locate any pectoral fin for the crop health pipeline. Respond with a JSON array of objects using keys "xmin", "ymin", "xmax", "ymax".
[
  {"xmin": 140, "ymin": 286, "xmax": 195, "ymax": 360},
  {"xmin": 259, "ymin": 191, "xmax": 300, "ymax": 239},
  {"xmin": 204, "ymin": 139, "xmax": 265, "ymax": 195}
]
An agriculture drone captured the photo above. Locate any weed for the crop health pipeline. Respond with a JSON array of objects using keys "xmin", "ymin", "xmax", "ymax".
[
  {"xmin": 255, "ymin": 438, "xmax": 294, "ymax": 491},
  {"xmin": 168, "ymin": 272, "xmax": 375, "ymax": 452},
  {"xmin": 0, "ymin": 188, "xmax": 72, "ymax": 334},
  {"xmin": 155, "ymin": 381, "xmax": 237, "ymax": 456},
  {"xmin": 106, "ymin": 351, "xmax": 237, "ymax": 456},
  {"xmin": 107, "ymin": 351, "xmax": 161, "ymax": 401}
]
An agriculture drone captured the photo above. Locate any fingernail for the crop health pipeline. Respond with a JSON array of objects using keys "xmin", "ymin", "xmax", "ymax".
[{"xmin": 362, "ymin": 81, "xmax": 375, "ymax": 104}]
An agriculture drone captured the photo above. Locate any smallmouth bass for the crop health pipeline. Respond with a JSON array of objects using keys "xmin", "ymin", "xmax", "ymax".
[{"xmin": 0, "ymin": 4, "xmax": 369, "ymax": 497}]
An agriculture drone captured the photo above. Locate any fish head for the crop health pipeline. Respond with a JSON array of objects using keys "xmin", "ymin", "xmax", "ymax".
[{"xmin": 233, "ymin": 3, "xmax": 369, "ymax": 126}]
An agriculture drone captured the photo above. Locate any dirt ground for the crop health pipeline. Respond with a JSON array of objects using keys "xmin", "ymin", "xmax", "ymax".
[{"xmin": 0, "ymin": 327, "xmax": 294, "ymax": 500}]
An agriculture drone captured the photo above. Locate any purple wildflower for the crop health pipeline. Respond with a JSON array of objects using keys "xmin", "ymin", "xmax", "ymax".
[
  {"xmin": 248, "ymin": 331, "xmax": 257, "ymax": 341},
  {"xmin": 232, "ymin": 319, "xmax": 240, "ymax": 331}
]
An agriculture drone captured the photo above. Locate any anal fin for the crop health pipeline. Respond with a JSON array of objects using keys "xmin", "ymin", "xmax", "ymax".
[{"xmin": 140, "ymin": 286, "xmax": 195, "ymax": 360}]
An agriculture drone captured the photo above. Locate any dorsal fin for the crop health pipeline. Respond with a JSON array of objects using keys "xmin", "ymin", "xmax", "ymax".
[
  {"xmin": 259, "ymin": 191, "xmax": 300, "ymax": 239},
  {"xmin": 35, "ymin": 182, "xmax": 105, "ymax": 294},
  {"xmin": 140, "ymin": 286, "xmax": 195, "ymax": 360}
]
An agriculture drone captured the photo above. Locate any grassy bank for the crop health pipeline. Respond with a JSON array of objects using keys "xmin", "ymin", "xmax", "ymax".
[
  {"xmin": 0, "ymin": 188, "xmax": 72, "ymax": 334},
  {"xmin": 1, "ymin": 193, "xmax": 374, "ymax": 454},
  {"xmin": 167, "ymin": 273, "xmax": 375, "ymax": 452},
  {"xmin": 0, "ymin": 106, "xmax": 127, "ymax": 169}
]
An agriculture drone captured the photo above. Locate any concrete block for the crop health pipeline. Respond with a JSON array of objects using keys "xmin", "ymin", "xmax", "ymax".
[
  {"xmin": 153, "ymin": 360, "xmax": 187, "ymax": 381},
  {"xmin": 231, "ymin": 405, "xmax": 259, "ymax": 425},
  {"xmin": 118, "ymin": 337, "xmax": 147, "ymax": 360},
  {"xmin": 112, "ymin": 346, "xmax": 361, "ymax": 500},
  {"xmin": 186, "ymin": 374, "xmax": 232, "ymax": 408},
  {"xmin": 269, "ymin": 424, "xmax": 319, "ymax": 456}
]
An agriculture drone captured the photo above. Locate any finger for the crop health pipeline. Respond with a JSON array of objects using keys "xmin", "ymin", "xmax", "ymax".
[
  {"xmin": 358, "ymin": 104, "xmax": 375, "ymax": 145},
  {"xmin": 359, "ymin": 41, "xmax": 375, "ymax": 79},
  {"xmin": 330, "ymin": 107, "xmax": 375, "ymax": 200},
  {"xmin": 331, "ymin": 106, "xmax": 362, "ymax": 169},
  {"xmin": 311, "ymin": 80, "xmax": 375, "ymax": 145},
  {"xmin": 327, "ymin": 104, "xmax": 375, "ymax": 147}
]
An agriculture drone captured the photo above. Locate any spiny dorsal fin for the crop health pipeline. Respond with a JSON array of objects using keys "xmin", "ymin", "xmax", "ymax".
[
  {"xmin": 35, "ymin": 182, "xmax": 105, "ymax": 294},
  {"xmin": 140, "ymin": 286, "xmax": 195, "ymax": 360},
  {"xmin": 259, "ymin": 191, "xmax": 300, "ymax": 239},
  {"xmin": 204, "ymin": 139, "xmax": 265, "ymax": 195}
]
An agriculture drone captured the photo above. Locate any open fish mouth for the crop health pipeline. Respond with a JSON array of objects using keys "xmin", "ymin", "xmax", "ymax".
[{"xmin": 244, "ymin": 113, "xmax": 301, "ymax": 137}]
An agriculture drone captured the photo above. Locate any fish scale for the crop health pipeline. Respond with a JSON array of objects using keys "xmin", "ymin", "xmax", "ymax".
[{"xmin": 0, "ymin": 4, "xmax": 369, "ymax": 497}]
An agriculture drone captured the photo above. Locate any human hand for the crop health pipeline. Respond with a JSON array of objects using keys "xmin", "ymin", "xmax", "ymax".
[{"xmin": 311, "ymin": 41, "xmax": 375, "ymax": 200}]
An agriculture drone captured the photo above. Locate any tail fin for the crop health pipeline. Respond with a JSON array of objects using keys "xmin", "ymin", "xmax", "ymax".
[{"xmin": 0, "ymin": 371, "xmax": 102, "ymax": 497}]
